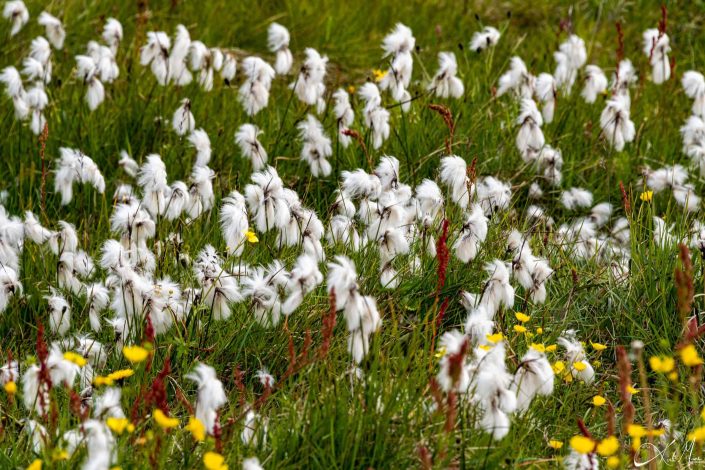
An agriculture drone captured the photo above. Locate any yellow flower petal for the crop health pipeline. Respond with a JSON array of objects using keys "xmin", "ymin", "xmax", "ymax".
[
  {"xmin": 606, "ymin": 456, "xmax": 621, "ymax": 469},
  {"xmin": 4, "ymin": 380, "xmax": 17, "ymax": 395},
  {"xmin": 688, "ymin": 426, "xmax": 705, "ymax": 442},
  {"xmin": 486, "ymin": 333, "xmax": 504, "ymax": 344},
  {"xmin": 153, "ymin": 409, "xmax": 179, "ymax": 429},
  {"xmin": 548, "ymin": 439, "xmax": 563, "ymax": 449},
  {"xmin": 649, "ymin": 356, "xmax": 675, "ymax": 373},
  {"xmin": 680, "ymin": 344, "xmax": 704, "ymax": 367},
  {"xmin": 27, "ymin": 460, "xmax": 42, "ymax": 470},
  {"xmin": 245, "ymin": 230, "xmax": 259, "ymax": 243},
  {"xmin": 185, "ymin": 416, "xmax": 206, "ymax": 442},
  {"xmin": 122, "ymin": 346, "xmax": 149, "ymax": 364},
  {"xmin": 572, "ymin": 361, "xmax": 587, "ymax": 371},
  {"xmin": 640, "ymin": 190, "xmax": 653, "ymax": 202},
  {"xmin": 106, "ymin": 417, "xmax": 132, "ymax": 435},
  {"xmin": 63, "ymin": 351, "xmax": 87, "ymax": 367},
  {"xmin": 590, "ymin": 342, "xmax": 607, "ymax": 351},
  {"xmin": 569, "ymin": 435, "xmax": 596, "ymax": 454},
  {"xmin": 592, "ymin": 395, "xmax": 606, "ymax": 407},
  {"xmin": 596, "ymin": 436, "xmax": 619, "ymax": 456},
  {"xmin": 203, "ymin": 451, "xmax": 228, "ymax": 470},
  {"xmin": 515, "ymin": 312, "xmax": 530, "ymax": 323},
  {"xmin": 107, "ymin": 369, "xmax": 135, "ymax": 381},
  {"xmin": 530, "ymin": 343, "xmax": 546, "ymax": 353},
  {"xmin": 513, "ymin": 325, "xmax": 527, "ymax": 334}
]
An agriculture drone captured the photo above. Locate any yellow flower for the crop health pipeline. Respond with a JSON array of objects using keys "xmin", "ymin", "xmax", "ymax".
[
  {"xmin": 552, "ymin": 361, "xmax": 565, "ymax": 374},
  {"xmin": 606, "ymin": 456, "xmax": 621, "ymax": 469},
  {"xmin": 27, "ymin": 460, "xmax": 42, "ymax": 470},
  {"xmin": 478, "ymin": 344, "xmax": 493, "ymax": 351},
  {"xmin": 627, "ymin": 385, "xmax": 638, "ymax": 394},
  {"xmin": 486, "ymin": 333, "xmax": 503, "ymax": 343},
  {"xmin": 640, "ymin": 190, "xmax": 653, "ymax": 202},
  {"xmin": 596, "ymin": 436, "xmax": 619, "ymax": 456},
  {"xmin": 563, "ymin": 372, "xmax": 574, "ymax": 383},
  {"xmin": 515, "ymin": 312, "xmax": 530, "ymax": 323},
  {"xmin": 679, "ymin": 344, "xmax": 704, "ymax": 367},
  {"xmin": 203, "ymin": 451, "xmax": 228, "ymax": 470},
  {"xmin": 51, "ymin": 449, "xmax": 69, "ymax": 461},
  {"xmin": 569, "ymin": 435, "xmax": 596, "ymax": 454},
  {"xmin": 434, "ymin": 347, "xmax": 446, "ymax": 358},
  {"xmin": 347, "ymin": 85, "xmax": 356, "ymax": 94},
  {"xmin": 548, "ymin": 439, "xmax": 563, "ymax": 449},
  {"xmin": 185, "ymin": 416, "xmax": 206, "ymax": 442},
  {"xmin": 153, "ymin": 409, "xmax": 179, "ymax": 429},
  {"xmin": 667, "ymin": 371, "xmax": 678, "ymax": 381},
  {"xmin": 106, "ymin": 417, "xmax": 133, "ymax": 435},
  {"xmin": 122, "ymin": 346, "xmax": 149, "ymax": 364},
  {"xmin": 108, "ymin": 369, "xmax": 134, "ymax": 381},
  {"xmin": 592, "ymin": 360, "xmax": 601, "ymax": 369},
  {"xmin": 649, "ymin": 355, "xmax": 675, "ymax": 373},
  {"xmin": 245, "ymin": 229, "xmax": 259, "ymax": 243},
  {"xmin": 372, "ymin": 69, "xmax": 387, "ymax": 82},
  {"xmin": 590, "ymin": 342, "xmax": 607, "ymax": 351},
  {"xmin": 573, "ymin": 361, "xmax": 587, "ymax": 371},
  {"xmin": 93, "ymin": 376, "xmax": 114, "ymax": 386},
  {"xmin": 4, "ymin": 380, "xmax": 17, "ymax": 394},
  {"xmin": 530, "ymin": 343, "xmax": 546, "ymax": 353},
  {"xmin": 592, "ymin": 395, "xmax": 607, "ymax": 407},
  {"xmin": 688, "ymin": 426, "xmax": 705, "ymax": 442},
  {"xmin": 513, "ymin": 325, "xmax": 527, "ymax": 334},
  {"xmin": 546, "ymin": 344, "xmax": 557, "ymax": 352},
  {"xmin": 536, "ymin": 327, "xmax": 544, "ymax": 334},
  {"xmin": 63, "ymin": 351, "xmax": 87, "ymax": 367},
  {"xmin": 627, "ymin": 424, "xmax": 646, "ymax": 438}
]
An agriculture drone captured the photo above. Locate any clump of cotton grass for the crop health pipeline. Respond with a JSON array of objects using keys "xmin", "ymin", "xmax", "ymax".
[
  {"xmin": 0, "ymin": 265, "xmax": 22, "ymax": 314},
  {"xmin": 333, "ymin": 89, "xmax": 354, "ymax": 147},
  {"xmin": 54, "ymin": 148, "xmax": 106, "ymax": 205},
  {"xmin": 611, "ymin": 59, "xmax": 637, "ymax": 104},
  {"xmin": 188, "ymin": 39, "xmax": 226, "ymax": 91},
  {"xmin": 453, "ymin": 203, "xmax": 488, "ymax": 263},
  {"xmin": 327, "ymin": 256, "xmax": 381, "ymax": 364},
  {"xmin": 268, "ymin": 22, "xmax": 293, "ymax": 75},
  {"xmin": 683, "ymin": 71, "xmax": 705, "ymax": 117},
  {"xmin": 470, "ymin": 26, "xmax": 500, "ymax": 52},
  {"xmin": 167, "ymin": 25, "xmax": 192, "ymax": 86},
  {"xmin": 560, "ymin": 187, "xmax": 593, "ymax": 210},
  {"xmin": 102, "ymin": 18, "xmax": 123, "ymax": 55},
  {"xmin": 140, "ymin": 31, "xmax": 171, "ymax": 85},
  {"xmin": 241, "ymin": 260, "xmax": 288, "ymax": 326},
  {"xmin": 29, "ymin": 36, "xmax": 53, "ymax": 84},
  {"xmin": 497, "ymin": 56, "xmax": 534, "ymax": 99},
  {"xmin": 506, "ymin": 230, "xmax": 553, "ymax": 304},
  {"xmin": 534, "ymin": 73, "xmax": 556, "ymax": 123},
  {"xmin": 3, "ymin": 0, "xmax": 28, "ymax": 36},
  {"xmin": 553, "ymin": 35, "xmax": 586, "ymax": 92},
  {"xmin": 439, "ymin": 155, "xmax": 472, "ymax": 209},
  {"xmin": 515, "ymin": 98, "xmax": 544, "ymax": 160},
  {"xmin": 137, "ymin": 154, "xmax": 169, "ymax": 218},
  {"xmin": 292, "ymin": 48, "xmax": 328, "ymax": 113},
  {"xmin": 194, "ymin": 245, "xmax": 243, "ymax": 321},
  {"xmin": 75, "ymin": 55, "xmax": 106, "ymax": 111},
  {"xmin": 643, "ymin": 28, "xmax": 671, "ymax": 85},
  {"xmin": 557, "ymin": 330, "xmax": 595, "ymax": 383},
  {"xmin": 172, "ymin": 98, "xmax": 195, "ymax": 136},
  {"xmin": 239, "ymin": 56, "xmax": 275, "ymax": 116},
  {"xmin": 680, "ymin": 114, "xmax": 705, "ymax": 176},
  {"xmin": 358, "ymin": 83, "xmax": 390, "ymax": 149},
  {"xmin": 38, "ymin": 12, "xmax": 65, "ymax": 49},
  {"xmin": 220, "ymin": 191, "xmax": 249, "ymax": 257},
  {"xmin": 188, "ymin": 128, "xmax": 211, "ymax": 167},
  {"xmin": 0, "ymin": 66, "xmax": 28, "ymax": 119},
  {"xmin": 581, "ymin": 65, "xmax": 608, "ymax": 103},
  {"xmin": 298, "ymin": 114, "xmax": 332, "ymax": 177},
  {"xmin": 428, "ymin": 52, "xmax": 463, "ymax": 99},
  {"xmin": 379, "ymin": 23, "xmax": 415, "ymax": 107},
  {"xmin": 600, "ymin": 94, "xmax": 634, "ymax": 151},
  {"xmin": 644, "ymin": 165, "xmax": 701, "ymax": 212},
  {"xmin": 512, "ymin": 344, "xmax": 554, "ymax": 412},
  {"xmin": 0, "ymin": 206, "xmax": 24, "ymax": 272},
  {"xmin": 245, "ymin": 166, "xmax": 290, "ymax": 233},
  {"xmin": 235, "ymin": 124, "xmax": 268, "ymax": 170},
  {"xmin": 469, "ymin": 340, "xmax": 517, "ymax": 440},
  {"xmin": 185, "ymin": 164, "xmax": 216, "ymax": 219},
  {"xmin": 281, "ymin": 254, "xmax": 323, "ymax": 315},
  {"xmin": 186, "ymin": 363, "xmax": 227, "ymax": 436}
]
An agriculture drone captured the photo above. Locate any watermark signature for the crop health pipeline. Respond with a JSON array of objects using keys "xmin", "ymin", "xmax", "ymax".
[{"xmin": 634, "ymin": 439, "xmax": 705, "ymax": 467}]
